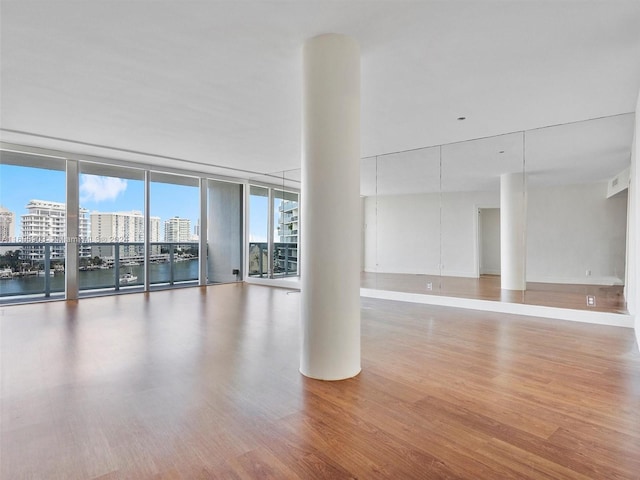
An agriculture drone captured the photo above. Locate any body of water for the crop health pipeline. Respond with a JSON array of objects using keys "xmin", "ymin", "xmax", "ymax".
[{"xmin": 0, "ymin": 259, "xmax": 199, "ymax": 297}]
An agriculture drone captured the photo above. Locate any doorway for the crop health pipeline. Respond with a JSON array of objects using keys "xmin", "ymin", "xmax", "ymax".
[{"xmin": 478, "ymin": 208, "xmax": 501, "ymax": 276}]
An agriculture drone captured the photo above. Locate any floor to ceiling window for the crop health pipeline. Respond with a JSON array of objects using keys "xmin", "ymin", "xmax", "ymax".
[
  {"xmin": 247, "ymin": 180, "xmax": 300, "ymax": 280},
  {"xmin": 1, "ymin": 145, "xmax": 248, "ymax": 303},
  {"xmin": 273, "ymin": 189, "xmax": 299, "ymax": 277},
  {"xmin": 149, "ymin": 172, "xmax": 200, "ymax": 288},
  {"xmin": 248, "ymin": 185, "xmax": 269, "ymax": 278},
  {"xmin": 78, "ymin": 162, "xmax": 146, "ymax": 294},
  {"xmin": 0, "ymin": 151, "xmax": 67, "ymax": 302}
]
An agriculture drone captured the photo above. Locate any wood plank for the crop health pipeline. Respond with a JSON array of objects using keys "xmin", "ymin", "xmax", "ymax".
[{"xmin": 1, "ymin": 284, "xmax": 639, "ymax": 479}]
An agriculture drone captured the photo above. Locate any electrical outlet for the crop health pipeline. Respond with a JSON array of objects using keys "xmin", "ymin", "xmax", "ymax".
[
  {"xmin": 586, "ymin": 269, "xmax": 591, "ymax": 276},
  {"xmin": 426, "ymin": 282, "xmax": 432, "ymax": 291},
  {"xmin": 586, "ymin": 295, "xmax": 596, "ymax": 307}
]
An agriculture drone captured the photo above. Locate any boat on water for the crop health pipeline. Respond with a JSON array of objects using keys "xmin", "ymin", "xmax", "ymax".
[
  {"xmin": 37, "ymin": 270, "xmax": 55, "ymax": 276},
  {"xmin": 119, "ymin": 272, "xmax": 138, "ymax": 284},
  {"xmin": 0, "ymin": 268, "xmax": 13, "ymax": 279}
]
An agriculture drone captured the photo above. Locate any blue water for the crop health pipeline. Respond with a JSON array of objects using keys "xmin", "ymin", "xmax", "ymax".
[{"xmin": 0, "ymin": 259, "xmax": 199, "ymax": 297}]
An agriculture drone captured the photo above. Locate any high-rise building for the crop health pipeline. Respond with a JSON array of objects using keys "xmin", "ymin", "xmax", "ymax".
[
  {"xmin": 20, "ymin": 200, "xmax": 90, "ymax": 260},
  {"xmin": 276, "ymin": 198, "xmax": 299, "ymax": 275},
  {"xmin": 192, "ymin": 219, "xmax": 200, "ymax": 241},
  {"xmin": 0, "ymin": 206, "xmax": 16, "ymax": 255},
  {"xmin": 0, "ymin": 206, "xmax": 15, "ymax": 241},
  {"xmin": 164, "ymin": 217, "xmax": 191, "ymax": 243},
  {"xmin": 90, "ymin": 211, "xmax": 160, "ymax": 258}
]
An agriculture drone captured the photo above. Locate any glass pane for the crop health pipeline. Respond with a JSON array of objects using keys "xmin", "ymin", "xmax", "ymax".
[
  {"xmin": 273, "ymin": 186, "xmax": 299, "ymax": 277},
  {"xmin": 367, "ymin": 147, "xmax": 441, "ymax": 294},
  {"xmin": 360, "ymin": 156, "xmax": 377, "ymax": 288},
  {"xmin": 441, "ymin": 132, "xmax": 524, "ymax": 302},
  {"xmin": 248, "ymin": 185, "xmax": 269, "ymax": 278},
  {"xmin": 524, "ymin": 114, "xmax": 632, "ymax": 311},
  {"xmin": 149, "ymin": 172, "xmax": 199, "ymax": 287},
  {"xmin": 0, "ymin": 151, "xmax": 66, "ymax": 302},
  {"xmin": 80, "ymin": 163, "xmax": 145, "ymax": 293}
]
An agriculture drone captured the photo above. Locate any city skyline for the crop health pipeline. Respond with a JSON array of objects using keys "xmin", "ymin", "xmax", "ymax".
[
  {"xmin": 1, "ymin": 164, "xmax": 295, "ymax": 245},
  {"xmin": 0, "ymin": 164, "xmax": 200, "ymax": 239}
]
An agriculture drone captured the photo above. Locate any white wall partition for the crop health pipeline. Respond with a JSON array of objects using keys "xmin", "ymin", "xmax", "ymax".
[{"xmin": 207, "ymin": 179, "xmax": 243, "ymax": 284}]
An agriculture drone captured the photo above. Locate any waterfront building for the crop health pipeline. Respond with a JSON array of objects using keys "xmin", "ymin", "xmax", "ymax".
[
  {"xmin": 192, "ymin": 219, "xmax": 200, "ymax": 241},
  {"xmin": 164, "ymin": 216, "xmax": 191, "ymax": 243},
  {"xmin": 276, "ymin": 197, "xmax": 299, "ymax": 275},
  {"xmin": 90, "ymin": 211, "xmax": 160, "ymax": 258},
  {"xmin": 0, "ymin": 206, "xmax": 15, "ymax": 254},
  {"xmin": 20, "ymin": 200, "xmax": 90, "ymax": 261}
]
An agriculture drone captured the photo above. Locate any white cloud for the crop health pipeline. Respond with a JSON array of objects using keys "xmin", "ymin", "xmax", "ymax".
[{"xmin": 80, "ymin": 175, "xmax": 127, "ymax": 202}]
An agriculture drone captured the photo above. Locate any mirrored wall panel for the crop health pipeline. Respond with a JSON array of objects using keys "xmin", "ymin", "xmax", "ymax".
[
  {"xmin": 247, "ymin": 169, "xmax": 300, "ymax": 281},
  {"xmin": 361, "ymin": 113, "xmax": 634, "ymax": 313},
  {"xmin": 441, "ymin": 132, "xmax": 524, "ymax": 301},
  {"xmin": 524, "ymin": 114, "xmax": 633, "ymax": 311},
  {"xmin": 274, "ymin": 169, "xmax": 300, "ymax": 278},
  {"xmin": 361, "ymin": 146, "xmax": 441, "ymax": 293},
  {"xmin": 248, "ymin": 185, "xmax": 270, "ymax": 278}
]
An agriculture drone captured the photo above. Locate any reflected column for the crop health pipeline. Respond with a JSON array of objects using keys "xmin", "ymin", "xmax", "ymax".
[
  {"xmin": 500, "ymin": 172, "xmax": 526, "ymax": 290},
  {"xmin": 300, "ymin": 33, "xmax": 361, "ymax": 380}
]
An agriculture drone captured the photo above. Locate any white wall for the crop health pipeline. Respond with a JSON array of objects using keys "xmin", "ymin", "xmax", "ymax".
[
  {"xmin": 363, "ymin": 193, "xmax": 441, "ymax": 274},
  {"xmin": 364, "ymin": 190, "xmax": 498, "ymax": 276},
  {"xmin": 527, "ymin": 181, "xmax": 627, "ymax": 285}
]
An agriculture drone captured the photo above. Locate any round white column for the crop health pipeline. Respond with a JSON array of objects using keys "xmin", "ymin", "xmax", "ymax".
[
  {"xmin": 300, "ymin": 33, "xmax": 361, "ymax": 380},
  {"xmin": 500, "ymin": 172, "xmax": 527, "ymax": 290}
]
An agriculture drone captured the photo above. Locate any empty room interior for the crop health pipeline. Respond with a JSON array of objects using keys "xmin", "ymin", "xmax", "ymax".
[{"xmin": 1, "ymin": 1, "xmax": 640, "ymax": 479}]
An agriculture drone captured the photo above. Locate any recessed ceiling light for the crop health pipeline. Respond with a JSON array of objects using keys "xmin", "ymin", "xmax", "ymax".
[{"xmin": 457, "ymin": 116, "xmax": 466, "ymax": 121}]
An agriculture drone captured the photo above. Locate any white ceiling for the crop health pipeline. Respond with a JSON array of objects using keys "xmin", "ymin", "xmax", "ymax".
[{"xmin": 1, "ymin": 1, "xmax": 639, "ymax": 180}]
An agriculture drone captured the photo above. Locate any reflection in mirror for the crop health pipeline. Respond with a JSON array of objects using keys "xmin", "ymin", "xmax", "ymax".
[
  {"xmin": 247, "ymin": 169, "xmax": 300, "ymax": 281},
  {"xmin": 524, "ymin": 114, "xmax": 633, "ymax": 312},
  {"xmin": 359, "ymin": 113, "xmax": 633, "ymax": 314},
  {"xmin": 441, "ymin": 132, "xmax": 524, "ymax": 302},
  {"xmin": 360, "ymin": 147, "xmax": 441, "ymax": 293},
  {"xmin": 248, "ymin": 185, "xmax": 269, "ymax": 278},
  {"xmin": 360, "ymin": 156, "xmax": 377, "ymax": 287},
  {"xmin": 274, "ymin": 171, "xmax": 300, "ymax": 278}
]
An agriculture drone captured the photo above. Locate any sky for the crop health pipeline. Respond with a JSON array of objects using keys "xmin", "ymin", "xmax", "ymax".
[{"xmin": 0, "ymin": 164, "xmax": 286, "ymax": 242}]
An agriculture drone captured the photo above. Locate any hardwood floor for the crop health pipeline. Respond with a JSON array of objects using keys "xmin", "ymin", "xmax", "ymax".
[
  {"xmin": 1, "ymin": 284, "xmax": 639, "ymax": 479},
  {"xmin": 361, "ymin": 272, "xmax": 628, "ymax": 314}
]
